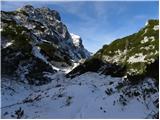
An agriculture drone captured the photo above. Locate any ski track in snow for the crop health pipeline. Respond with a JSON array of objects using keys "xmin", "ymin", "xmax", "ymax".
[{"xmin": 1, "ymin": 72, "xmax": 158, "ymax": 119}]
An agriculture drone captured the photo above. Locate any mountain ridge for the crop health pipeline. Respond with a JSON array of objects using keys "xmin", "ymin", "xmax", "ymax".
[
  {"xmin": 67, "ymin": 19, "xmax": 159, "ymax": 82},
  {"xmin": 1, "ymin": 5, "xmax": 90, "ymax": 85}
]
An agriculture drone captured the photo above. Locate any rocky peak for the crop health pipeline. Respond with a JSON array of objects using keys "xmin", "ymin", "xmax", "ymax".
[
  {"xmin": 17, "ymin": 5, "xmax": 61, "ymax": 26},
  {"xmin": 19, "ymin": 4, "xmax": 34, "ymax": 11},
  {"xmin": 1, "ymin": 5, "xmax": 90, "ymax": 85},
  {"xmin": 70, "ymin": 33, "xmax": 83, "ymax": 48}
]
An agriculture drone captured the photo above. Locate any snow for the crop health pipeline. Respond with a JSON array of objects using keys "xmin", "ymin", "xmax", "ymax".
[
  {"xmin": 127, "ymin": 53, "xmax": 146, "ymax": 63},
  {"xmin": 1, "ymin": 72, "xmax": 158, "ymax": 119},
  {"xmin": 50, "ymin": 65, "xmax": 60, "ymax": 71},
  {"xmin": 150, "ymin": 36, "xmax": 155, "ymax": 42},
  {"xmin": 153, "ymin": 25, "xmax": 159, "ymax": 31},
  {"xmin": 70, "ymin": 33, "xmax": 81, "ymax": 47},
  {"xmin": 103, "ymin": 49, "xmax": 127, "ymax": 63},
  {"xmin": 41, "ymin": 39, "xmax": 52, "ymax": 44},
  {"xmin": 3, "ymin": 41, "xmax": 14, "ymax": 48},
  {"xmin": 141, "ymin": 36, "xmax": 155, "ymax": 44},
  {"xmin": 144, "ymin": 29, "xmax": 148, "ymax": 34},
  {"xmin": 140, "ymin": 45, "xmax": 155, "ymax": 51},
  {"xmin": 24, "ymin": 24, "xmax": 36, "ymax": 30},
  {"xmin": 145, "ymin": 21, "xmax": 148, "ymax": 26},
  {"xmin": 147, "ymin": 58, "xmax": 155, "ymax": 64},
  {"xmin": 141, "ymin": 36, "xmax": 148, "ymax": 44},
  {"xmin": 115, "ymin": 49, "xmax": 121, "ymax": 54},
  {"xmin": 14, "ymin": 15, "xmax": 21, "ymax": 20},
  {"xmin": 0, "ymin": 28, "xmax": 3, "ymax": 32},
  {"xmin": 32, "ymin": 46, "xmax": 60, "ymax": 71},
  {"xmin": 61, "ymin": 62, "xmax": 79, "ymax": 73},
  {"xmin": 32, "ymin": 46, "xmax": 48, "ymax": 64},
  {"xmin": 5, "ymin": 42, "xmax": 13, "ymax": 47},
  {"xmin": 155, "ymin": 50, "xmax": 158, "ymax": 55},
  {"xmin": 128, "ymin": 68, "xmax": 140, "ymax": 75}
]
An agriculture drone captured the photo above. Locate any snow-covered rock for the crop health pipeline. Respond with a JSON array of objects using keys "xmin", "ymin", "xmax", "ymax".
[
  {"xmin": 71, "ymin": 33, "xmax": 91, "ymax": 58},
  {"xmin": 127, "ymin": 53, "xmax": 146, "ymax": 63},
  {"xmin": 3, "ymin": 41, "xmax": 14, "ymax": 48},
  {"xmin": 153, "ymin": 25, "xmax": 159, "ymax": 31},
  {"xmin": 141, "ymin": 36, "xmax": 149, "ymax": 43},
  {"xmin": 70, "ymin": 33, "xmax": 82, "ymax": 47}
]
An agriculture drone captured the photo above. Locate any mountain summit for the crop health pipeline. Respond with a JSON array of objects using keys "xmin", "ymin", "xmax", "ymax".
[{"xmin": 1, "ymin": 5, "xmax": 90, "ymax": 85}]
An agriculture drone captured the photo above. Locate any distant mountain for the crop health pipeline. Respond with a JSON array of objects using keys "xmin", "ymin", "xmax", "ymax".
[
  {"xmin": 1, "ymin": 5, "xmax": 90, "ymax": 85},
  {"xmin": 67, "ymin": 19, "xmax": 159, "ymax": 82}
]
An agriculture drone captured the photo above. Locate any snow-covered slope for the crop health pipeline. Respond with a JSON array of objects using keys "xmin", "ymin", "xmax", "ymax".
[{"xmin": 1, "ymin": 72, "xmax": 158, "ymax": 119}]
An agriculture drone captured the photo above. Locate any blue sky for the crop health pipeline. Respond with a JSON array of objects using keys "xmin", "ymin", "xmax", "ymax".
[{"xmin": 1, "ymin": 1, "xmax": 159, "ymax": 53}]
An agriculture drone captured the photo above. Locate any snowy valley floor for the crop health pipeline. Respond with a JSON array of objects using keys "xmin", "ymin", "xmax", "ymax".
[{"xmin": 1, "ymin": 72, "xmax": 158, "ymax": 119}]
